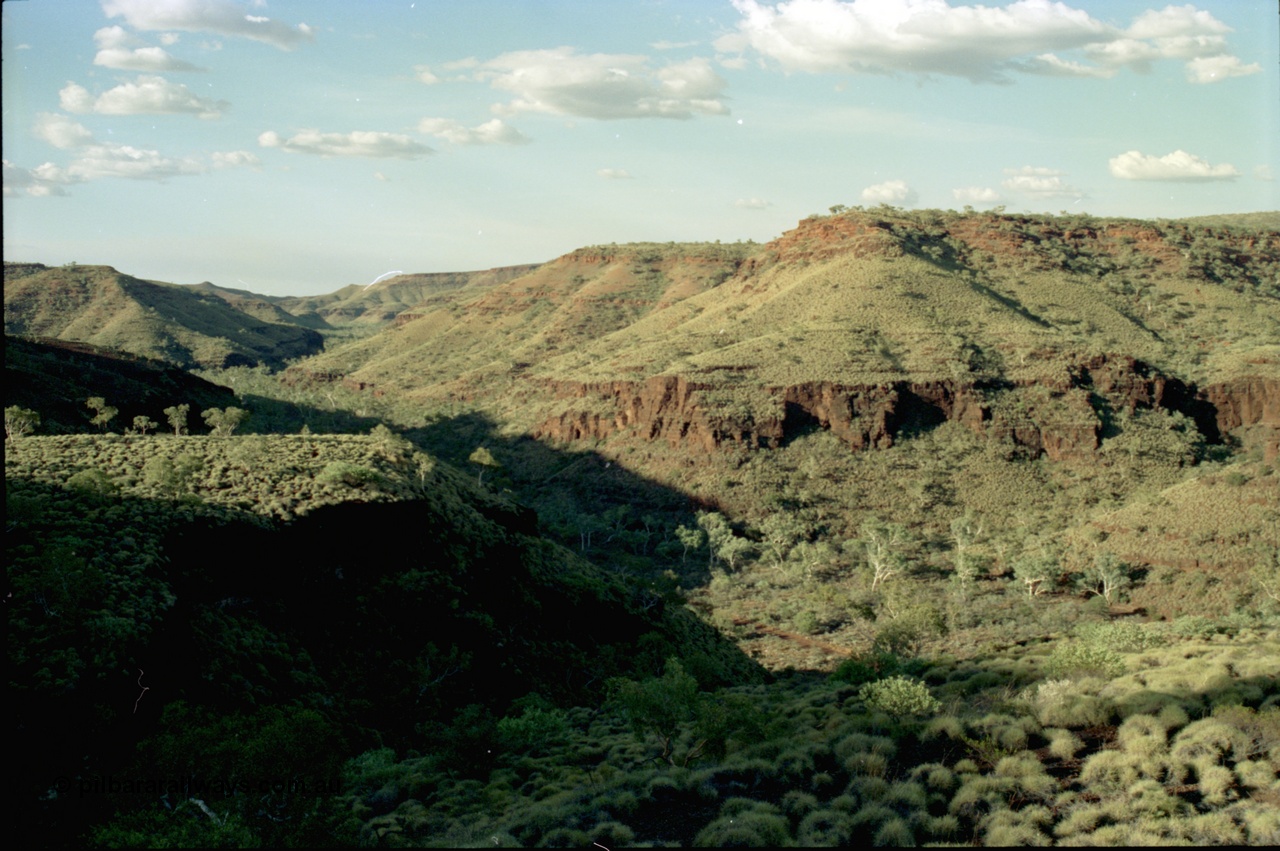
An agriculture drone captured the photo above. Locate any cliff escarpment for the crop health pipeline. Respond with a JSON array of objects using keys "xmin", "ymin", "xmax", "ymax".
[{"xmin": 534, "ymin": 357, "xmax": 1280, "ymax": 463}]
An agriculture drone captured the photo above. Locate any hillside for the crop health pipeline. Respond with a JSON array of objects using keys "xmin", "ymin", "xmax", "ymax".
[
  {"xmin": 6, "ymin": 432, "xmax": 758, "ymax": 845},
  {"xmin": 4, "ymin": 335, "xmax": 238, "ymax": 434},
  {"xmin": 3, "ymin": 263, "xmax": 323, "ymax": 369},
  {"xmin": 271, "ymin": 264, "xmax": 542, "ymax": 327}
]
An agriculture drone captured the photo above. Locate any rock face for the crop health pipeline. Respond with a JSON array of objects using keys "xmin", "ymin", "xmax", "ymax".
[{"xmin": 533, "ymin": 357, "xmax": 1280, "ymax": 462}]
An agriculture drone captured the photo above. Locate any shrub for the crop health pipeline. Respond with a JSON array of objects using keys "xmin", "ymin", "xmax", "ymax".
[
  {"xmin": 831, "ymin": 652, "xmax": 902, "ymax": 687},
  {"xmin": 1117, "ymin": 714, "xmax": 1168, "ymax": 757},
  {"xmin": 496, "ymin": 705, "xmax": 569, "ymax": 754},
  {"xmin": 858, "ymin": 676, "xmax": 941, "ymax": 717},
  {"xmin": 872, "ymin": 817, "xmax": 914, "ymax": 847},
  {"xmin": 316, "ymin": 461, "xmax": 382, "ymax": 489},
  {"xmin": 797, "ymin": 809, "xmax": 853, "ymax": 846},
  {"xmin": 1044, "ymin": 641, "xmax": 1126, "ymax": 679},
  {"xmin": 692, "ymin": 801, "xmax": 791, "ymax": 847},
  {"xmin": 1076, "ymin": 621, "xmax": 1165, "ymax": 652},
  {"xmin": 1168, "ymin": 615, "xmax": 1221, "ymax": 640},
  {"xmin": 1045, "ymin": 727, "xmax": 1083, "ymax": 760},
  {"xmin": 5, "ymin": 405, "xmax": 40, "ymax": 439},
  {"xmin": 67, "ymin": 468, "xmax": 119, "ymax": 497}
]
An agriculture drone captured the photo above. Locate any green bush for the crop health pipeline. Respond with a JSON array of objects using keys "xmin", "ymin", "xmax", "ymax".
[
  {"xmin": 858, "ymin": 676, "xmax": 941, "ymax": 717},
  {"xmin": 1044, "ymin": 641, "xmax": 1126, "ymax": 679},
  {"xmin": 316, "ymin": 461, "xmax": 383, "ymax": 489}
]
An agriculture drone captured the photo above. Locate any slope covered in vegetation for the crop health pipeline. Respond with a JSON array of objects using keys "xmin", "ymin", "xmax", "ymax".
[{"xmin": 4, "ymin": 263, "xmax": 323, "ymax": 368}]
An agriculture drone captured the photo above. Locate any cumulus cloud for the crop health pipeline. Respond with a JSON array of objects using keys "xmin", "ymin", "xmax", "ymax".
[
  {"xmin": 1108, "ymin": 149, "xmax": 1239, "ymax": 182},
  {"xmin": 418, "ymin": 118, "xmax": 530, "ymax": 145},
  {"xmin": 4, "ymin": 160, "xmax": 71, "ymax": 197},
  {"xmin": 952, "ymin": 186, "xmax": 1001, "ymax": 205},
  {"xmin": 735, "ymin": 197, "xmax": 772, "ymax": 209},
  {"xmin": 102, "ymin": 0, "xmax": 314, "ymax": 50},
  {"xmin": 258, "ymin": 129, "xmax": 434, "ymax": 159},
  {"xmin": 474, "ymin": 48, "xmax": 729, "ymax": 119},
  {"xmin": 34, "ymin": 113, "xmax": 96, "ymax": 149},
  {"xmin": 414, "ymin": 65, "xmax": 441, "ymax": 84},
  {"xmin": 597, "ymin": 168, "xmax": 634, "ymax": 179},
  {"xmin": 861, "ymin": 179, "xmax": 916, "ymax": 205},
  {"xmin": 60, "ymin": 76, "xmax": 227, "ymax": 118},
  {"xmin": 1001, "ymin": 166, "xmax": 1084, "ymax": 198},
  {"xmin": 211, "ymin": 150, "xmax": 261, "ymax": 168},
  {"xmin": 717, "ymin": 0, "xmax": 1258, "ymax": 85},
  {"xmin": 9, "ymin": 113, "xmax": 261, "ymax": 196},
  {"xmin": 93, "ymin": 24, "xmax": 204, "ymax": 71},
  {"xmin": 1185, "ymin": 54, "xmax": 1261, "ymax": 84}
]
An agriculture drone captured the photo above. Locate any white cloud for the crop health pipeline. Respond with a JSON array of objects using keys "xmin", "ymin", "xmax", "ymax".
[
  {"xmin": 258, "ymin": 129, "xmax": 435, "ymax": 159},
  {"xmin": 1255, "ymin": 165, "xmax": 1275, "ymax": 182},
  {"xmin": 718, "ymin": 0, "xmax": 1257, "ymax": 85},
  {"xmin": 92, "ymin": 25, "xmax": 202, "ymax": 73},
  {"xmin": 952, "ymin": 186, "xmax": 1001, "ymax": 205},
  {"xmin": 12, "ymin": 114, "xmax": 258, "ymax": 195},
  {"xmin": 95, "ymin": 46, "xmax": 205, "ymax": 72},
  {"xmin": 860, "ymin": 179, "xmax": 916, "ymax": 205},
  {"xmin": 1020, "ymin": 52, "xmax": 1114, "ymax": 78},
  {"xmin": 34, "ymin": 113, "xmax": 95, "ymax": 149},
  {"xmin": 1126, "ymin": 5, "xmax": 1230, "ymax": 39},
  {"xmin": 475, "ymin": 48, "xmax": 729, "ymax": 119},
  {"xmin": 717, "ymin": 0, "xmax": 1111, "ymax": 83},
  {"xmin": 1186, "ymin": 54, "xmax": 1261, "ymax": 84},
  {"xmin": 102, "ymin": 0, "xmax": 314, "ymax": 50},
  {"xmin": 211, "ymin": 150, "xmax": 260, "ymax": 168},
  {"xmin": 735, "ymin": 197, "xmax": 772, "ymax": 209},
  {"xmin": 4, "ymin": 160, "xmax": 70, "ymax": 197},
  {"xmin": 1001, "ymin": 166, "xmax": 1083, "ymax": 198},
  {"xmin": 1108, "ymin": 149, "xmax": 1239, "ymax": 182},
  {"xmin": 652, "ymin": 40, "xmax": 701, "ymax": 51},
  {"xmin": 66, "ymin": 144, "xmax": 206, "ymax": 181},
  {"xmin": 597, "ymin": 168, "xmax": 634, "ymax": 179},
  {"xmin": 414, "ymin": 65, "xmax": 441, "ymax": 84},
  {"xmin": 418, "ymin": 117, "xmax": 530, "ymax": 145},
  {"xmin": 60, "ymin": 76, "xmax": 227, "ymax": 118}
]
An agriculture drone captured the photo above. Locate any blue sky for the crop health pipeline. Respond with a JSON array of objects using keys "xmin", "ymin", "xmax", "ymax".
[{"xmin": 3, "ymin": 0, "xmax": 1277, "ymax": 295}]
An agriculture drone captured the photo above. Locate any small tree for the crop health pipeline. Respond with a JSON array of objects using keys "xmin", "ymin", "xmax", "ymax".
[
  {"xmin": 697, "ymin": 511, "xmax": 754, "ymax": 571},
  {"xmin": 857, "ymin": 516, "xmax": 913, "ymax": 590},
  {"xmin": 468, "ymin": 446, "xmax": 499, "ymax": 485},
  {"xmin": 674, "ymin": 524, "xmax": 707, "ymax": 565},
  {"xmin": 1076, "ymin": 551, "xmax": 1132, "ymax": 604},
  {"xmin": 164, "ymin": 404, "xmax": 190, "ymax": 436},
  {"xmin": 5, "ymin": 406, "xmax": 40, "ymax": 440},
  {"xmin": 201, "ymin": 406, "xmax": 248, "ymax": 436},
  {"xmin": 130, "ymin": 415, "xmax": 157, "ymax": 435},
  {"xmin": 85, "ymin": 396, "xmax": 118, "ymax": 431},
  {"xmin": 371, "ymin": 424, "xmax": 412, "ymax": 460},
  {"xmin": 1013, "ymin": 550, "xmax": 1058, "ymax": 597}
]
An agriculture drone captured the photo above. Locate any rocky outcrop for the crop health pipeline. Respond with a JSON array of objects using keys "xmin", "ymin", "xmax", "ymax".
[{"xmin": 533, "ymin": 357, "xmax": 1280, "ymax": 462}]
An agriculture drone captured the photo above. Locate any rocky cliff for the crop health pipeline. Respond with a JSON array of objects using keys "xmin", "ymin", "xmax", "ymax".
[{"xmin": 534, "ymin": 356, "xmax": 1280, "ymax": 462}]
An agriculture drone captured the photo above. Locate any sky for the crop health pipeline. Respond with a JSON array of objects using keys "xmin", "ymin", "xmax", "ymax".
[{"xmin": 3, "ymin": 0, "xmax": 1278, "ymax": 296}]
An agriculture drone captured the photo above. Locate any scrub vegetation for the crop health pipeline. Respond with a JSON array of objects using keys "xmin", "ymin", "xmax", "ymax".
[{"xmin": 6, "ymin": 208, "xmax": 1279, "ymax": 845}]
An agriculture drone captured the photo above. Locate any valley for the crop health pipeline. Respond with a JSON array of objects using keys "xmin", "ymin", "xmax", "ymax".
[{"xmin": 6, "ymin": 207, "xmax": 1280, "ymax": 846}]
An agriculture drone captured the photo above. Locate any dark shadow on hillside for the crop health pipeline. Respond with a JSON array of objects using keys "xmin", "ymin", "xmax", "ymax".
[
  {"xmin": 7, "ymin": 465, "xmax": 761, "ymax": 845},
  {"xmin": 405, "ymin": 410, "xmax": 731, "ymax": 590}
]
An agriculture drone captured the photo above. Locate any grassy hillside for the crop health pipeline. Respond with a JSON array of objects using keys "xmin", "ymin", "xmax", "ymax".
[
  {"xmin": 290, "ymin": 241, "xmax": 757, "ymax": 403},
  {"xmin": 4, "ymin": 263, "xmax": 323, "ymax": 369},
  {"xmin": 271, "ymin": 264, "xmax": 542, "ymax": 327}
]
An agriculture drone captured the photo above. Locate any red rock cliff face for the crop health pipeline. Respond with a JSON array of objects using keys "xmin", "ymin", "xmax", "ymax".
[{"xmin": 533, "ymin": 358, "xmax": 1280, "ymax": 462}]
